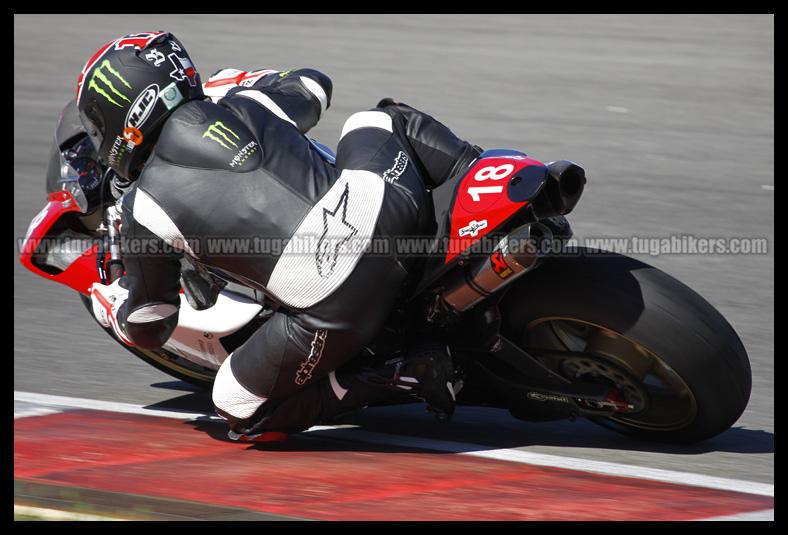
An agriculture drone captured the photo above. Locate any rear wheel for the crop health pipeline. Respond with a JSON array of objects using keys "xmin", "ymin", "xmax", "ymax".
[{"xmin": 499, "ymin": 248, "xmax": 751, "ymax": 443}]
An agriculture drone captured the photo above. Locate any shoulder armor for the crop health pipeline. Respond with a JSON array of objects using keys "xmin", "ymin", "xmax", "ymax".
[{"xmin": 155, "ymin": 100, "xmax": 262, "ymax": 172}]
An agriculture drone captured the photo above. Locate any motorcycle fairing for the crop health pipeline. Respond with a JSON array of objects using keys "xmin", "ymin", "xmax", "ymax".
[
  {"xmin": 19, "ymin": 190, "xmax": 101, "ymax": 294},
  {"xmin": 162, "ymin": 292, "xmax": 263, "ymax": 369},
  {"xmin": 445, "ymin": 149, "xmax": 548, "ymax": 263},
  {"xmin": 406, "ymin": 149, "xmax": 548, "ymax": 300}
]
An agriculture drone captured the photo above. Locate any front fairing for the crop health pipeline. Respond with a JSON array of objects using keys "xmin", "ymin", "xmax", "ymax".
[
  {"xmin": 19, "ymin": 189, "xmax": 102, "ymax": 294},
  {"xmin": 21, "ymin": 100, "xmax": 108, "ymax": 293}
]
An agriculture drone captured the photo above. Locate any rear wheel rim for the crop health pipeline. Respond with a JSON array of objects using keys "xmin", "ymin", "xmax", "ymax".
[{"xmin": 523, "ymin": 317, "xmax": 697, "ymax": 431}]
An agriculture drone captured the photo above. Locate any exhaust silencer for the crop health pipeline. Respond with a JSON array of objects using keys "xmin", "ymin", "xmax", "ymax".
[
  {"xmin": 530, "ymin": 160, "xmax": 586, "ymax": 219},
  {"xmin": 441, "ymin": 222, "xmax": 553, "ymax": 312}
]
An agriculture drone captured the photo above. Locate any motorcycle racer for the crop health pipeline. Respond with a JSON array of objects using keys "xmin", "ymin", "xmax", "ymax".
[{"xmin": 82, "ymin": 32, "xmax": 482, "ymax": 439}]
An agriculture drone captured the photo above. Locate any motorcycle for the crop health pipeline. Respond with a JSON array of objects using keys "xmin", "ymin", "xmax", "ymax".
[{"xmin": 20, "ymin": 98, "xmax": 752, "ymax": 444}]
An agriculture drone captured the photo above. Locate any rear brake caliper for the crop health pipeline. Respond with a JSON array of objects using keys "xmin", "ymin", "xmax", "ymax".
[
  {"xmin": 560, "ymin": 356, "xmax": 648, "ymax": 413},
  {"xmin": 577, "ymin": 387, "xmax": 635, "ymax": 412}
]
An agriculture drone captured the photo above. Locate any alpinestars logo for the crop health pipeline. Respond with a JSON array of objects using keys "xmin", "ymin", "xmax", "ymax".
[
  {"xmin": 295, "ymin": 330, "xmax": 328, "ymax": 385},
  {"xmin": 383, "ymin": 151, "xmax": 409, "ymax": 183},
  {"xmin": 315, "ymin": 184, "xmax": 358, "ymax": 278},
  {"xmin": 87, "ymin": 60, "xmax": 132, "ymax": 107}
]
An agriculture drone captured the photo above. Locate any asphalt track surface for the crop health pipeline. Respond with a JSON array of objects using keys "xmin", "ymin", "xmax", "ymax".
[{"xmin": 14, "ymin": 15, "xmax": 773, "ymax": 520}]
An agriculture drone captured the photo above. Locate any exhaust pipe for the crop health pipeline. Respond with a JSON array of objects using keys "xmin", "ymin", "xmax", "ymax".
[
  {"xmin": 530, "ymin": 160, "xmax": 586, "ymax": 219},
  {"xmin": 441, "ymin": 222, "xmax": 553, "ymax": 312}
]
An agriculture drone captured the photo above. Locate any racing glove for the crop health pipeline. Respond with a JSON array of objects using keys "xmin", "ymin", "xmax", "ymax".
[{"xmin": 90, "ymin": 279, "xmax": 133, "ymax": 345}]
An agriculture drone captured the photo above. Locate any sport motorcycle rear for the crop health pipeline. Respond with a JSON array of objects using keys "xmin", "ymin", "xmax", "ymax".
[{"xmin": 20, "ymin": 99, "xmax": 752, "ymax": 444}]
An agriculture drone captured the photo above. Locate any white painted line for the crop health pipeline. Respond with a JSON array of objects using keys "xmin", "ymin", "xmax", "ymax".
[
  {"xmin": 15, "ymin": 391, "xmax": 774, "ymax": 500},
  {"xmin": 699, "ymin": 509, "xmax": 774, "ymax": 521},
  {"xmin": 467, "ymin": 448, "xmax": 774, "ymax": 497},
  {"xmin": 14, "ymin": 391, "xmax": 222, "ymax": 422},
  {"xmin": 14, "ymin": 504, "xmax": 125, "ymax": 521}
]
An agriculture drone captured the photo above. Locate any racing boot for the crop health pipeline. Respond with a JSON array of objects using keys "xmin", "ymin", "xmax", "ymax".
[
  {"xmin": 219, "ymin": 341, "xmax": 457, "ymax": 441},
  {"xmin": 345, "ymin": 340, "xmax": 457, "ymax": 422},
  {"xmin": 215, "ymin": 405, "xmax": 292, "ymax": 442}
]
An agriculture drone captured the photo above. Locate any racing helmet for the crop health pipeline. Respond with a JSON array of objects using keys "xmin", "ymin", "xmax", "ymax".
[{"xmin": 76, "ymin": 32, "xmax": 203, "ymax": 180}]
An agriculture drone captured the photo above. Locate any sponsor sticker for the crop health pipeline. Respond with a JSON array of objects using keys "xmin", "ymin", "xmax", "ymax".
[
  {"xmin": 490, "ymin": 249, "xmax": 514, "ymax": 279},
  {"xmin": 459, "ymin": 219, "xmax": 487, "ymax": 237},
  {"xmin": 528, "ymin": 391, "xmax": 570, "ymax": 403},
  {"xmin": 160, "ymin": 81, "xmax": 184, "ymax": 110},
  {"xmin": 126, "ymin": 84, "xmax": 159, "ymax": 129},
  {"xmin": 123, "ymin": 126, "xmax": 143, "ymax": 147}
]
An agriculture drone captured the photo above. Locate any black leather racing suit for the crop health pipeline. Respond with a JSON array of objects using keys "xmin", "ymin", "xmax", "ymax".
[{"xmin": 114, "ymin": 68, "xmax": 480, "ymax": 429}]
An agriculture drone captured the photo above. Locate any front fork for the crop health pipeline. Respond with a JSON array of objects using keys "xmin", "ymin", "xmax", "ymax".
[{"xmin": 97, "ymin": 205, "xmax": 123, "ymax": 284}]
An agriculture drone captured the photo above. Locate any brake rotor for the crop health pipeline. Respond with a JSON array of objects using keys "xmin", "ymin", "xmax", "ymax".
[{"xmin": 560, "ymin": 355, "xmax": 649, "ymax": 413}]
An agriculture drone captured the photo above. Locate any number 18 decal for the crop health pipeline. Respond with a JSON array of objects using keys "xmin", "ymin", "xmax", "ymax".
[{"xmin": 466, "ymin": 164, "xmax": 514, "ymax": 201}]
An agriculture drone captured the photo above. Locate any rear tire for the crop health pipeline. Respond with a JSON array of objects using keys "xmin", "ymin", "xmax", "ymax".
[{"xmin": 498, "ymin": 247, "xmax": 751, "ymax": 443}]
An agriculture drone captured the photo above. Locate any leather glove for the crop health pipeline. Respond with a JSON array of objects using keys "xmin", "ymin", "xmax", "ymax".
[{"xmin": 90, "ymin": 279, "xmax": 132, "ymax": 345}]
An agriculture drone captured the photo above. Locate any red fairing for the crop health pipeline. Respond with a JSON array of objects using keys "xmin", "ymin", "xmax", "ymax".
[
  {"xmin": 446, "ymin": 155, "xmax": 544, "ymax": 263},
  {"xmin": 19, "ymin": 190, "xmax": 102, "ymax": 295}
]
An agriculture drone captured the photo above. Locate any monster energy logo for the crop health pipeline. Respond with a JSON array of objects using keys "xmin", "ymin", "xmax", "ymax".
[
  {"xmin": 88, "ymin": 60, "xmax": 131, "ymax": 107},
  {"xmin": 202, "ymin": 122, "xmax": 239, "ymax": 150}
]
